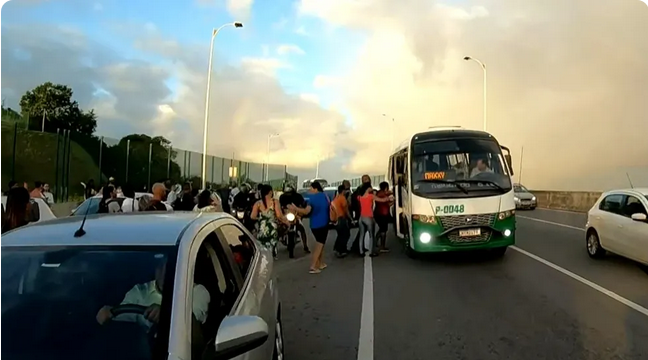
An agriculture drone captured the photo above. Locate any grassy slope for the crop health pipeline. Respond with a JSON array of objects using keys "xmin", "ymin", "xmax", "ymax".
[{"xmin": 1, "ymin": 122, "xmax": 100, "ymax": 198}]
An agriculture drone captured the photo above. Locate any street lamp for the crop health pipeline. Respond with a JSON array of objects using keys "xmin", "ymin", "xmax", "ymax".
[
  {"xmin": 463, "ymin": 56, "xmax": 487, "ymax": 131},
  {"xmin": 382, "ymin": 113, "xmax": 395, "ymax": 150},
  {"xmin": 265, "ymin": 133, "xmax": 280, "ymax": 182},
  {"xmin": 200, "ymin": 22, "xmax": 244, "ymax": 190}
]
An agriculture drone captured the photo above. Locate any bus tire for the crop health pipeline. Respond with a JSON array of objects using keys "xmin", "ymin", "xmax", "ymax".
[
  {"xmin": 406, "ymin": 244, "xmax": 419, "ymax": 259},
  {"xmin": 491, "ymin": 247, "xmax": 507, "ymax": 258}
]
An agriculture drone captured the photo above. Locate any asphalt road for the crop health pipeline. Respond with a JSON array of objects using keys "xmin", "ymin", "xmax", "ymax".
[{"xmin": 275, "ymin": 209, "xmax": 648, "ymax": 360}]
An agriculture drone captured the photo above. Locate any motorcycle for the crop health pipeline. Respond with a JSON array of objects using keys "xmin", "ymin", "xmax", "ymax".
[
  {"xmin": 279, "ymin": 209, "xmax": 302, "ymax": 258},
  {"xmin": 232, "ymin": 206, "xmax": 256, "ymax": 234}
]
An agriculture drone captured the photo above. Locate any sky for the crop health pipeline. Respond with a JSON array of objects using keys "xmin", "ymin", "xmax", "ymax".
[{"xmin": 1, "ymin": 0, "xmax": 647, "ymax": 191}]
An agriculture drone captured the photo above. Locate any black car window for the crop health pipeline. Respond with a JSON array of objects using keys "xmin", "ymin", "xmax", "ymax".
[
  {"xmin": 599, "ymin": 194, "xmax": 625, "ymax": 215},
  {"xmin": 215, "ymin": 224, "xmax": 255, "ymax": 279},
  {"xmin": 622, "ymin": 196, "xmax": 647, "ymax": 217}
]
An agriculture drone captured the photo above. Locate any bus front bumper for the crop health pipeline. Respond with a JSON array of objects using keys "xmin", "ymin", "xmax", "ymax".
[{"xmin": 410, "ymin": 216, "xmax": 516, "ymax": 253}]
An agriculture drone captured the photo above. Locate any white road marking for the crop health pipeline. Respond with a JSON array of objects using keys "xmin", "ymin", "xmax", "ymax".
[
  {"xmin": 511, "ymin": 246, "xmax": 648, "ymax": 318},
  {"xmin": 357, "ymin": 255, "xmax": 374, "ymax": 360},
  {"xmin": 517, "ymin": 215, "xmax": 585, "ymax": 232}
]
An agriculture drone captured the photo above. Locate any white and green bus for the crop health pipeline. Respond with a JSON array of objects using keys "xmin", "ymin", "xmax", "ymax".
[{"xmin": 387, "ymin": 126, "xmax": 516, "ymax": 258}]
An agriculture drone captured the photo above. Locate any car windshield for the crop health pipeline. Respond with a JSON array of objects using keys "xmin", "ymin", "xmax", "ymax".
[
  {"xmin": 1, "ymin": 246, "xmax": 176, "ymax": 360},
  {"xmin": 411, "ymin": 137, "xmax": 512, "ymax": 198},
  {"xmin": 72, "ymin": 198, "xmax": 104, "ymax": 215},
  {"xmin": 514, "ymin": 185, "xmax": 529, "ymax": 192}
]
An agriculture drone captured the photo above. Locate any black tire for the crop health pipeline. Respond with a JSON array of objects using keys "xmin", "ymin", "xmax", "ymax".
[
  {"xmin": 491, "ymin": 247, "xmax": 507, "ymax": 258},
  {"xmin": 586, "ymin": 229, "xmax": 606, "ymax": 259},
  {"xmin": 273, "ymin": 312, "xmax": 285, "ymax": 360},
  {"xmin": 530, "ymin": 206, "xmax": 536, "ymax": 210}
]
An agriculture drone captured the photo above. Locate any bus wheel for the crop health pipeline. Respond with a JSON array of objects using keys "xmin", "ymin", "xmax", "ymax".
[{"xmin": 491, "ymin": 247, "xmax": 507, "ymax": 258}]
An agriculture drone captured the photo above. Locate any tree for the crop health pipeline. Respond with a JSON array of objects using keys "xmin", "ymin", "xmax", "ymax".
[
  {"xmin": 102, "ymin": 134, "xmax": 182, "ymax": 190},
  {"xmin": 19, "ymin": 82, "xmax": 97, "ymax": 135}
]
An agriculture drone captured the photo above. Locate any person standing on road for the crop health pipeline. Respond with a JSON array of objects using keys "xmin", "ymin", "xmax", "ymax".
[
  {"xmin": 251, "ymin": 185, "xmax": 289, "ymax": 260},
  {"xmin": 121, "ymin": 183, "xmax": 139, "ymax": 213},
  {"xmin": 289, "ymin": 181, "xmax": 330, "ymax": 274},
  {"xmin": 144, "ymin": 183, "xmax": 174, "ymax": 211},
  {"xmin": 332, "ymin": 185, "xmax": 351, "ymax": 258},
  {"xmin": 374, "ymin": 181, "xmax": 393, "ymax": 253},
  {"xmin": 42, "ymin": 183, "xmax": 54, "ymax": 205},
  {"xmin": 98, "ymin": 185, "xmax": 121, "ymax": 214},
  {"xmin": 30, "ymin": 181, "xmax": 44, "ymax": 199},
  {"xmin": 350, "ymin": 175, "xmax": 372, "ymax": 254}
]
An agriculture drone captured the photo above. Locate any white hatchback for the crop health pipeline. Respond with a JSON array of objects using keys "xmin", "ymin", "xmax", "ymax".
[{"xmin": 585, "ymin": 188, "xmax": 648, "ymax": 265}]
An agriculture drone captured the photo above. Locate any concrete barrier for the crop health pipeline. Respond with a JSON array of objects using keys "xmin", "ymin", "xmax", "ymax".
[{"xmin": 531, "ymin": 191, "xmax": 602, "ymax": 213}]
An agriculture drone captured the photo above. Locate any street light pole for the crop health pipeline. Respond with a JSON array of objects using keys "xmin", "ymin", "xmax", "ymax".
[
  {"xmin": 464, "ymin": 56, "xmax": 487, "ymax": 131},
  {"xmin": 265, "ymin": 133, "xmax": 279, "ymax": 182},
  {"xmin": 201, "ymin": 22, "xmax": 243, "ymax": 190}
]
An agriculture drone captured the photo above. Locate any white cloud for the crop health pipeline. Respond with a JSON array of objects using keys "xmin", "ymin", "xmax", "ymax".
[
  {"xmin": 295, "ymin": 26, "xmax": 310, "ymax": 36},
  {"xmin": 297, "ymin": 0, "xmax": 648, "ymax": 190},
  {"xmin": 276, "ymin": 44, "xmax": 306, "ymax": 56},
  {"xmin": 226, "ymin": 0, "xmax": 254, "ymax": 19},
  {"xmin": 313, "ymin": 75, "xmax": 342, "ymax": 89},
  {"xmin": 240, "ymin": 57, "xmax": 291, "ymax": 77},
  {"xmin": 299, "ymin": 93, "xmax": 320, "ymax": 105}
]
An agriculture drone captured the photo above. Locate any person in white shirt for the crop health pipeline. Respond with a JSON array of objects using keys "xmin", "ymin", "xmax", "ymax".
[
  {"xmin": 42, "ymin": 183, "xmax": 55, "ymax": 205},
  {"xmin": 96, "ymin": 258, "xmax": 210, "ymax": 326},
  {"xmin": 470, "ymin": 158, "xmax": 494, "ymax": 178},
  {"xmin": 121, "ymin": 184, "xmax": 140, "ymax": 213}
]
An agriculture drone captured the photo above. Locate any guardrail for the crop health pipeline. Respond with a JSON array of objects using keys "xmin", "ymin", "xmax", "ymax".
[{"xmin": 530, "ymin": 190, "xmax": 601, "ymax": 213}]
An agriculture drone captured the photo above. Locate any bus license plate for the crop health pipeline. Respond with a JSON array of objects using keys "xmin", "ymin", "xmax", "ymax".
[{"xmin": 459, "ymin": 228, "xmax": 481, "ymax": 237}]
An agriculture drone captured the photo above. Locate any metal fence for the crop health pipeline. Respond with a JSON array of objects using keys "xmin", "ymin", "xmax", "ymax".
[
  {"xmin": 330, "ymin": 175, "xmax": 386, "ymax": 188},
  {"xmin": 1, "ymin": 121, "xmax": 295, "ymax": 201}
]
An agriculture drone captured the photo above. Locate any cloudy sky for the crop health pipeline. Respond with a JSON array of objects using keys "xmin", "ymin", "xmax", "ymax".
[{"xmin": 1, "ymin": 0, "xmax": 647, "ymax": 190}]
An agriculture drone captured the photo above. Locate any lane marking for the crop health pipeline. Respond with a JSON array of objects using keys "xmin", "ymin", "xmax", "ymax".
[
  {"xmin": 357, "ymin": 255, "xmax": 374, "ymax": 360},
  {"xmin": 511, "ymin": 246, "xmax": 648, "ymax": 318},
  {"xmin": 517, "ymin": 215, "xmax": 585, "ymax": 232}
]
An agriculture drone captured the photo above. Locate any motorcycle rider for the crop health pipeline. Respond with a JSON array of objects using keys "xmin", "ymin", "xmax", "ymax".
[
  {"xmin": 231, "ymin": 183, "xmax": 256, "ymax": 232},
  {"xmin": 279, "ymin": 183, "xmax": 310, "ymax": 257}
]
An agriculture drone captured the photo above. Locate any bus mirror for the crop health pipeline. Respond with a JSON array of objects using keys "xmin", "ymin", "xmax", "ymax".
[{"xmin": 504, "ymin": 154, "xmax": 514, "ymax": 175}]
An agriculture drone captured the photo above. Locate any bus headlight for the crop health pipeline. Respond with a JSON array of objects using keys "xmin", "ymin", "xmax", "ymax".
[
  {"xmin": 503, "ymin": 229, "xmax": 512, "ymax": 237},
  {"xmin": 413, "ymin": 214, "xmax": 437, "ymax": 224},
  {"xmin": 498, "ymin": 210, "xmax": 515, "ymax": 220},
  {"xmin": 419, "ymin": 232, "xmax": 432, "ymax": 244},
  {"xmin": 286, "ymin": 213, "xmax": 296, "ymax": 222}
]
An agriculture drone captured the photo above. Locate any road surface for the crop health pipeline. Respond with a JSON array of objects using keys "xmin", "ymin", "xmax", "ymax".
[{"xmin": 275, "ymin": 208, "xmax": 648, "ymax": 360}]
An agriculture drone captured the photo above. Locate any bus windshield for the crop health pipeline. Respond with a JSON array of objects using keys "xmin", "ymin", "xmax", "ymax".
[{"xmin": 410, "ymin": 137, "xmax": 512, "ymax": 198}]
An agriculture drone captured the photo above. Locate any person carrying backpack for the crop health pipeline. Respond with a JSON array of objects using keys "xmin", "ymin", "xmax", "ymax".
[
  {"xmin": 144, "ymin": 183, "xmax": 173, "ymax": 211},
  {"xmin": 98, "ymin": 185, "xmax": 121, "ymax": 214}
]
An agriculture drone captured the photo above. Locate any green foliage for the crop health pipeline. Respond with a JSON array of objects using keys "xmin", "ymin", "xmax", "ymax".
[{"xmin": 19, "ymin": 82, "xmax": 97, "ymax": 135}]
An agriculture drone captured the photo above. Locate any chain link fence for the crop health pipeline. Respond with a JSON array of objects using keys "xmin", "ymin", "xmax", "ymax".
[{"xmin": 2, "ymin": 121, "xmax": 296, "ymax": 201}]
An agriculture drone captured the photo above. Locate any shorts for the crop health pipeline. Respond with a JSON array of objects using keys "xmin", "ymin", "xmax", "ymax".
[
  {"xmin": 375, "ymin": 214, "xmax": 389, "ymax": 233},
  {"xmin": 311, "ymin": 226, "xmax": 329, "ymax": 244}
]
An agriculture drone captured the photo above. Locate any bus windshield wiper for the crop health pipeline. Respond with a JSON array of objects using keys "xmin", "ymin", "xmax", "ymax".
[
  {"xmin": 461, "ymin": 179, "xmax": 505, "ymax": 192},
  {"xmin": 417, "ymin": 179, "xmax": 469, "ymax": 194}
]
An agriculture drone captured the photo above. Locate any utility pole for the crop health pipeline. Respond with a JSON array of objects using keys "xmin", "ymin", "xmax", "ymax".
[{"xmin": 518, "ymin": 146, "xmax": 524, "ymax": 184}]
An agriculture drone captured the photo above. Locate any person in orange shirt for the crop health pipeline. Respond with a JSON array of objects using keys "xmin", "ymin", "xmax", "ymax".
[{"xmin": 331, "ymin": 185, "xmax": 351, "ymax": 257}]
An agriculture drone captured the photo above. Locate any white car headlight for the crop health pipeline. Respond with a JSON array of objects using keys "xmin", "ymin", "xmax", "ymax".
[
  {"xmin": 236, "ymin": 211, "xmax": 245, "ymax": 219},
  {"xmin": 532, "ymin": 196, "xmax": 536, "ymax": 201},
  {"xmin": 514, "ymin": 196, "xmax": 520, "ymax": 201},
  {"xmin": 286, "ymin": 213, "xmax": 296, "ymax": 222}
]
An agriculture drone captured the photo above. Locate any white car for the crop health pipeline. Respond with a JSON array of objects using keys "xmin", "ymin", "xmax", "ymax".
[
  {"xmin": 585, "ymin": 188, "xmax": 648, "ymax": 265},
  {"xmin": 1, "ymin": 196, "xmax": 57, "ymax": 223}
]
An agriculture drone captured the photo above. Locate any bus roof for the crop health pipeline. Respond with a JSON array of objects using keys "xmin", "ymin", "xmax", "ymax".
[{"xmin": 390, "ymin": 128, "xmax": 497, "ymax": 155}]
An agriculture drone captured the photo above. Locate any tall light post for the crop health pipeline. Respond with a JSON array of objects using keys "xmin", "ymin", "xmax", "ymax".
[
  {"xmin": 265, "ymin": 133, "xmax": 280, "ymax": 182},
  {"xmin": 382, "ymin": 113, "xmax": 395, "ymax": 150},
  {"xmin": 201, "ymin": 21, "xmax": 243, "ymax": 190},
  {"xmin": 463, "ymin": 56, "xmax": 487, "ymax": 131}
]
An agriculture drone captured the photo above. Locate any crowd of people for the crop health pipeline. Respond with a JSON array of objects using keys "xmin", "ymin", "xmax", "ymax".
[{"xmin": 2, "ymin": 174, "xmax": 395, "ymax": 276}]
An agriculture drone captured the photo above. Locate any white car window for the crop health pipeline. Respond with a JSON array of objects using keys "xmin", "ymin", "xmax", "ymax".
[{"xmin": 598, "ymin": 194, "xmax": 624, "ymax": 215}]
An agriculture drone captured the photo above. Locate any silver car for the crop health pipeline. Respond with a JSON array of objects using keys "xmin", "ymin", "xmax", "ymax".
[
  {"xmin": 1, "ymin": 212, "xmax": 284, "ymax": 360},
  {"xmin": 513, "ymin": 183, "xmax": 537, "ymax": 210}
]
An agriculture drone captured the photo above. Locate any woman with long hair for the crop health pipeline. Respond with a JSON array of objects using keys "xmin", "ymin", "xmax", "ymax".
[
  {"xmin": 357, "ymin": 183, "xmax": 392, "ymax": 257},
  {"xmin": 251, "ymin": 184, "xmax": 289, "ymax": 259},
  {"xmin": 98, "ymin": 185, "xmax": 120, "ymax": 214},
  {"xmin": 289, "ymin": 181, "xmax": 331, "ymax": 274},
  {"xmin": 2, "ymin": 187, "xmax": 31, "ymax": 234},
  {"xmin": 193, "ymin": 190, "xmax": 223, "ymax": 213}
]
